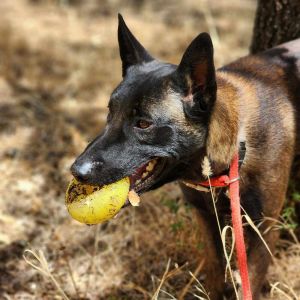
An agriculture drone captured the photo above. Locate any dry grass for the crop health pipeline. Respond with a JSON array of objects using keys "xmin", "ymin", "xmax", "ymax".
[{"xmin": 0, "ymin": 0, "xmax": 299, "ymax": 299}]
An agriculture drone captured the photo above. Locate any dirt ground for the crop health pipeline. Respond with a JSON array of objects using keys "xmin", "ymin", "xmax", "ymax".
[{"xmin": 0, "ymin": 0, "xmax": 299, "ymax": 299}]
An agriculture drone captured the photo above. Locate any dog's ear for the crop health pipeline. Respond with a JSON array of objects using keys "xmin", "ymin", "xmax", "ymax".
[
  {"xmin": 118, "ymin": 14, "xmax": 153, "ymax": 77},
  {"xmin": 177, "ymin": 33, "xmax": 216, "ymax": 117}
]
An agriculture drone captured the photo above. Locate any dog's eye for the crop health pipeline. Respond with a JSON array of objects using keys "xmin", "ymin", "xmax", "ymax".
[{"xmin": 135, "ymin": 119, "xmax": 152, "ymax": 129}]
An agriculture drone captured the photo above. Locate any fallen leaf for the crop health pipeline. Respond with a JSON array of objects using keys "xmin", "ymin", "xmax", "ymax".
[{"xmin": 128, "ymin": 190, "xmax": 140, "ymax": 206}]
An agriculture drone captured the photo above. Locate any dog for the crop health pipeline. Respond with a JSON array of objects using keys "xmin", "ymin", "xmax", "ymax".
[{"xmin": 71, "ymin": 14, "xmax": 300, "ymax": 299}]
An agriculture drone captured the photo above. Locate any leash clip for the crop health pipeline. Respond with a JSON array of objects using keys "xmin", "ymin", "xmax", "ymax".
[{"xmin": 225, "ymin": 177, "xmax": 240, "ymax": 185}]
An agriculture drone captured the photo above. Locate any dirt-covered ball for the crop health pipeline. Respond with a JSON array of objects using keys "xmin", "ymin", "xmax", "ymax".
[{"xmin": 65, "ymin": 177, "xmax": 130, "ymax": 224}]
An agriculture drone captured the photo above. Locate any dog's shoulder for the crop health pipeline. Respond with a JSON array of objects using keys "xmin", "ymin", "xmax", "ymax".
[
  {"xmin": 211, "ymin": 40, "xmax": 300, "ymax": 163},
  {"xmin": 218, "ymin": 38, "xmax": 300, "ymax": 85}
]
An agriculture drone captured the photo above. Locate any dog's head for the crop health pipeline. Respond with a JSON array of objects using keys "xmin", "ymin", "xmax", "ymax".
[{"xmin": 71, "ymin": 14, "xmax": 216, "ymax": 193}]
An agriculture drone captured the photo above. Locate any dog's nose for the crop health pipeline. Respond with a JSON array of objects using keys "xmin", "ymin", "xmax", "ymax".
[
  {"xmin": 71, "ymin": 160, "xmax": 93, "ymax": 183},
  {"xmin": 71, "ymin": 160, "xmax": 102, "ymax": 183}
]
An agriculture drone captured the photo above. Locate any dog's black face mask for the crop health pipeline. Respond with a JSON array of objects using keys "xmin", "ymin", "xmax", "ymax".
[{"xmin": 71, "ymin": 14, "xmax": 216, "ymax": 193}]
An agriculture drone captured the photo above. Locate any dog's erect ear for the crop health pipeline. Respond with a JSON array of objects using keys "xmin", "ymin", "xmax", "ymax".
[
  {"xmin": 118, "ymin": 14, "xmax": 153, "ymax": 77},
  {"xmin": 177, "ymin": 33, "xmax": 216, "ymax": 114},
  {"xmin": 177, "ymin": 32, "xmax": 215, "ymax": 91}
]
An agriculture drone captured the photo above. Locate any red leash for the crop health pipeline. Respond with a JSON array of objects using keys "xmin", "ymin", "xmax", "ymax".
[
  {"xmin": 193, "ymin": 153, "xmax": 253, "ymax": 299},
  {"xmin": 229, "ymin": 153, "xmax": 252, "ymax": 300}
]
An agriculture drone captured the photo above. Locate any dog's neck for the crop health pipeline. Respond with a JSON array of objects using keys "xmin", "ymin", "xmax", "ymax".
[
  {"xmin": 186, "ymin": 72, "xmax": 242, "ymax": 181},
  {"xmin": 181, "ymin": 71, "xmax": 248, "ymax": 182},
  {"xmin": 206, "ymin": 72, "xmax": 241, "ymax": 168}
]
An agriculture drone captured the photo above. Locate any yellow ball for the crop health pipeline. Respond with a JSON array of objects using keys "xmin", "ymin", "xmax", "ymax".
[{"xmin": 65, "ymin": 177, "xmax": 130, "ymax": 225}]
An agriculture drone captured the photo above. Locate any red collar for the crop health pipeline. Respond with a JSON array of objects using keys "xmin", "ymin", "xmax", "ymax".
[
  {"xmin": 198, "ymin": 174, "xmax": 233, "ymax": 188},
  {"xmin": 184, "ymin": 141, "xmax": 246, "ymax": 189},
  {"xmin": 183, "ymin": 172, "xmax": 238, "ymax": 191}
]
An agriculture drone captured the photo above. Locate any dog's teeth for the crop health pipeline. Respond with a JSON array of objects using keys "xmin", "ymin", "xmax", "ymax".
[
  {"xmin": 146, "ymin": 162, "xmax": 154, "ymax": 172},
  {"xmin": 142, "ymin": 172, "xmax": 148, "ymax": 178},
  {"xmin": 136, "ymin": 179, "xmax": 141, "ymax": 185}
]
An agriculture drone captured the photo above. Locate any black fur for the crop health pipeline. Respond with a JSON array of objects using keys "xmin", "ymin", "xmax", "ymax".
[{"xmin": 71, "ymin": 15, "xmax": 215, "ymax": 190}]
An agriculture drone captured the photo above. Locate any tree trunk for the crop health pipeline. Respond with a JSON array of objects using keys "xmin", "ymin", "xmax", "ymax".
[{"xmin": 250, "ymin": 0, "xmax": 300, "ymax": 54}]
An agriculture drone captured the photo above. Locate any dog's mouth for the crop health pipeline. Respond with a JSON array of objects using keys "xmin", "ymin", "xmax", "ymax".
[{"xmin": 129, "ymin": 157, "xmax": 167, "ymax": 193}]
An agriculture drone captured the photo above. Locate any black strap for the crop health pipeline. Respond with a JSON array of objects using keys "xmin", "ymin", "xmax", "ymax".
[{"xmin": 238, "ymin": 141, "xmax": 246, "ymax": 169}]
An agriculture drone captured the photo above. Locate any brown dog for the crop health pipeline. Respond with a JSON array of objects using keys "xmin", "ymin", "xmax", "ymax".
[
  {"xmin": 71, "ymin": 15, "xmax": 300, "ymax": 299},
  {"xmin": 181, "ymin": 38, "xmax": 300, "ymax": 299}
]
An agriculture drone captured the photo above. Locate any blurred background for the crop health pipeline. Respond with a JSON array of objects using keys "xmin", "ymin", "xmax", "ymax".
[{"xmin": 0, "ymin": 0, "xmax": 299, "ymax": 299}]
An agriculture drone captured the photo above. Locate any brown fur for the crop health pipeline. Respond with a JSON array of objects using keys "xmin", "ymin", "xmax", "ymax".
[
  {"xmin": 183, "ymin": 39, "xmax": 300, "ymax": 299},
  {"xmin": 207, "ymin": 75, "xmax": 239, "ymax": 166}
]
